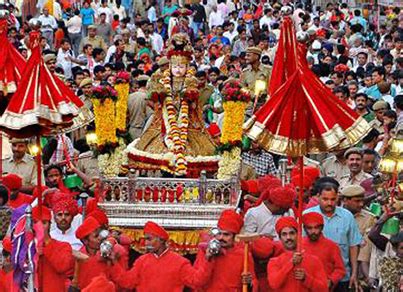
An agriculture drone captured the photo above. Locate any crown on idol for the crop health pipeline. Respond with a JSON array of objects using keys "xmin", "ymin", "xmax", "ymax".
[{"xmin": 167, "ymin": 33, "xmax": 193, "ymax": 66}]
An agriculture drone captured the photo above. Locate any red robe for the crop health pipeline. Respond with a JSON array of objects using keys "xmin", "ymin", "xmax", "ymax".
[
  {"xmin": 302, "ymin": 236, "xmax": 346, "ymax": 286},
  {"xmin": 267, "ymin": 250, "xmax": 328, "ymax": 292},
  {"xmin": 111, "ymin": 249, "xmax": 214, "ymax": 291},
  {"xmin": 8, "ymin": 192, "xmax": 34, "ymax": 209},
  {"xmin": 194, "ymin": 243, "xmax": 258, "ymax": 291},
  {"xmin": 42, "ymin": 238, "xmax": 75, "ymax": 292},
  {"xmin": 0, "ymin": 269, "xmax": 18, "ymax": 291},
  {"xmin": 78, "ymin": 247, "xmax": 114, "ymax": 289}
]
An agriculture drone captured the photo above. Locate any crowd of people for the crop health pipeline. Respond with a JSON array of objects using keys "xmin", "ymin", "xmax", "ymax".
[{"xmin": 0, "ymin": 0, "xmax": 403, "ymax": 291}]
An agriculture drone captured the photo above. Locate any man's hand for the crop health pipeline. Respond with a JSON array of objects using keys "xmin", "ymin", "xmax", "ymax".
[
  {"xmin": 241, "ymin": 272, "xmax": 252, "ymax": 285},
  {"xmin": 292, "ymin": 252, "xmax": 303, "ymax": 265},
  {"xmin": 294, "ymin": 268, "xmax": 305, "ymax": 281},
  {"xmin": 349, "ymin": 274, "xmax": 361, "ymax": 291},
  {"xmin": 72, "ymin": 250, "xmax": 89, "ymax": 262}
]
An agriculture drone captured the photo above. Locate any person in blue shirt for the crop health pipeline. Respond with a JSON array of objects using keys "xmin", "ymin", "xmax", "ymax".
[
  {"xmin": 365, "ymin": 66, "xmax": 397, "ymax": 100},
  {"xmin": 80, "ymin": 1, "xmax": 95, "ymax": 37},
  {"xmin": 161, "ymin": 0, "xmax": 178, "ymax": 26},
  {"xmin": 350, "ymin": 10, "xmax": 367, "ymax": 33},
  {"xmin": 304, "ymin": 179, "xmax": 362, "ymax": 292},
  {"xmin": 210, "ymin": 25, "xmax": 230, "ymax": 46}
]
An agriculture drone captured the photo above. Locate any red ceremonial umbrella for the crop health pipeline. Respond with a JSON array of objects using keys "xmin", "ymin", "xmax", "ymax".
[
  {"xmin": 0, "ymin": 29, "xmax": 84, "ymax": 291},
  {"xmin": 0, "ymin": 18, "xmax": 26, "ymax": 95},
  {"xmin": 244, "ymin": 16, "xmax": 371, "ymax": 250}
]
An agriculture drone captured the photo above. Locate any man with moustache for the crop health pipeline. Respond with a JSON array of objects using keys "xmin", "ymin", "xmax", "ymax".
[
  {"xmin": 304, "ymin": 181, "xmax": 363, "ymax": 292},
  {"xmin": 339, "ymin": 148, "xmax": 372, "ymax": 190},
  {"xmin": 109, "ymin": 221, "xmax": 214, "ymax": 291},
  {"xmin": 302, "ymin": 212, "xmax": 346, "ymax": 290},
  {"xmin": 267, "ymin": 216, "xmax": 328, "ymax": 291},
  {"xmin": 194, "ymin": 209, "xmax": 258, "ymax": 291}
]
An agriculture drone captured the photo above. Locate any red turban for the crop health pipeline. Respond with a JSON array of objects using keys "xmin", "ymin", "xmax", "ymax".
[
  {"xmin": 76, "ymin": 217, "xmax": 101, "ymax": 240},
  {"xmin": 82, "ymin": 275, "xmax": 116, "ymax": 292},
  {"xmin": 302, "ymin": 212, "xmax": 324, "ymax": 226},
  {"xmin": 88, "ymin": 209, "xmax": 109, "ymax": 226},
  {"xmin": 144, "ymin": 221, "xmax": 169, "ymax": 241},
  {"xmin": 217, "ymin": 209, "xmax": 243, "ymax": 234},
  {"xmin": 52, "ymin": 192, "xmax": 79, "ymax": 217},
  {"xmin": 275, "ymin": 216, "xmax": 298, "ymax": 234},
  {"xmin": 2, "ymin": 236, "xmax": 12, "ymax": 253},
  {"xmin": 240, "ymin": 179, "xmax": 259, "ymax": 193},
  {"xmin": 86, "ymin": 198, "xmax": 98, "ymax": 214},
  {"xmin": 259, "ymin": 186, "xmax": 296, "ymax": 209},
  {"xmin": 257, "ymin": 175, "xmax": 281, "ymax": 193},
  {"xmin": 2, "ymin": 173, "xmax": 23, "ymax": 191},
  {"xmin": 291, "ymin": 175, "xmax": 315, "ymax": 189},
  {"xmin": 32, "ymin": 206, "xmax": 52, "ymax": 222},
  {"xmin": 207, "ymin": 123, "xmax": 221, "ymax": 137},
  {"xmin": 251, "ymin": 236, "xmax": 274, "ymax": 259},
  {"xmin": 290, "ymin": 166, "xmax": 320, "ymax": 181}
]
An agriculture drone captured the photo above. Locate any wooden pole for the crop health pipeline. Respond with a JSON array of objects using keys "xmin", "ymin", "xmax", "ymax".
[
  {"xmin": 242, "ymin": 241, "xmax": 249, "ymax": 292},
  {"xmin": 297, "ymin": 157, "xmax": 304, "ymax": 252},
  {"xmin": 36, "ymin": 135, "xmax": 43, "ymax": 292}
]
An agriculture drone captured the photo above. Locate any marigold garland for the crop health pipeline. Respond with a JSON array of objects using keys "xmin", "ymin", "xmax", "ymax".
[
  {"xmin": 92, "ymin": 97, "xmax": 117, "ymax": 148},
  {"xmin": 114, "ymin": 82, "xmax": 130, "ymax": 132},
  {"xmin": 220, "ymin": 101, "xmax": 247, "ymax": 144},
  {"xmin": 161, "ymin": 68, "xmax": 197, "ymax": 176}
]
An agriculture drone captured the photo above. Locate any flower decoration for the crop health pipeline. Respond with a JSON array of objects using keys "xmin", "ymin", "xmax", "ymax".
[
  {"xmin": 92, "ymin": 85, "xmax": 118, "ymax": 102},
  {"xmin": 115, "ymin": 71, "xmax": 131, "ymax": 84},
  {"xmin": 221, "ymin": 80, "xmax": 251, "ymax": 103}
]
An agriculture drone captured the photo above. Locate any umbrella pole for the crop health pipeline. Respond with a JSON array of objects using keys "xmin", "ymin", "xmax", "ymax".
[
  {"xmin": 36, "ymin": 134, "xmax": 43, "ymax": 292},
  {"xmin": 297, "ymin": 157, "xmax": 304, "ymax": 252},
  {"xmin": 0, "ymin": 131, "xmax": 2, "ymax": 181}
]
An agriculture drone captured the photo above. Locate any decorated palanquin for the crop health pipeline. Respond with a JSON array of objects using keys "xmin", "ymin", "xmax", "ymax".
[
  {"xmin": 100, "ymin": 34, "xmax": 244, "ymax": 254},
  {"xmin": 126, "ymin": 33, "xmax": 221, "ymax": 178}
]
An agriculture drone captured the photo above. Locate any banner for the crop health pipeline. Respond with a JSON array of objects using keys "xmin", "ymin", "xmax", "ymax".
[{"xmin": 378, "ymin": 0, "xmax": 403, "ymax": 7}]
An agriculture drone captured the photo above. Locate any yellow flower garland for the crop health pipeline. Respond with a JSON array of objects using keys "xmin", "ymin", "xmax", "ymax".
[
  {"xmin": 92, "ymin": 98, "xmax": 117, "ymax": 146},
  {"xmin": 114, "ymin": 83, "xmax": 130, "ymax": 132},
  {"xmin": 220, "ymin": 101, "xmax": 247, "ymax": 144}
]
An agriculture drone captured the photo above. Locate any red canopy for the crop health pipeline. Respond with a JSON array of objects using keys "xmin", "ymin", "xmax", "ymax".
[
  {"xmin": 0, "ymin": 18, "xmax": 26, "ymax": 94},
  {"xmin": 0, "ymin": 31, "xmax": 84, "ymax": 138},
  {"xmin": 245, "ymin": 18, "xmax": 371, "ymax": 157}
]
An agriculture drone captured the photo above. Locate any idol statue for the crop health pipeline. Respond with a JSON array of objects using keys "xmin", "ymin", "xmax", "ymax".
[{"xmin": 127, "ymin": 34, "xmax": 220, "ymax": 177}]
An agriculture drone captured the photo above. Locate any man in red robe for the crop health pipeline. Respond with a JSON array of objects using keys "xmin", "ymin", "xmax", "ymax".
[
  {"xmin": 109, "ymin": 221, "xmax": 214, "ymax": 291},
  {"xmin": 31, "ymin": 205, "xmax": 78, "ymax": 292},
  {"xmin": 194, "ymin": 209, "xmax": 258, "ymax": 291},
  {"xmin": 3, "ymin": 173, "xmax": 34, "ymax": 209},
  {"xmin": 302, "ymin": 212, "xmax": 346, "ymax": 290},
  {"xmin": 267, "ymin": 216, "xmax": 329, "ymax": 291}
]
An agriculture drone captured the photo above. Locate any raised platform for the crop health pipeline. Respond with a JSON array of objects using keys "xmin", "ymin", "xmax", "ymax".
[{"xmin": 99, "ymin": 172, "xmax": 240, "ymax": 229}]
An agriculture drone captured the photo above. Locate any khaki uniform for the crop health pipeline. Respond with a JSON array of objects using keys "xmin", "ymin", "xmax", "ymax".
[
  {"xmin": 339, "ymin": 170, "xmax": 373, "ymax": 190},
  {"xmin": 355, "ymin": 209, "xmax": 376, "ymax": 263},
  {"xmin": 127, "ymin": 90, "xmax": 151, "ymax": 140},
  {"xmin": 320, "ymin": 155, "xmax": 350, "ymax": 183},
  {"xmin": 240, "ymin": 63, "xmax": 271, "ymax": 92},
  {"xmin": 77, "ymin": 151, "xmax": 99, "ymax": 178},
  {"xmin": 240, "ymin": 63, "xmax": 271, "ymax": 117},
  {"xmin": 3, "ymin": 155, "xmax": 43, "ymax": 186},
  {"xmin": 79, "ymin": 35, "xmax": 107, "ymax": 53},
  {"xmin": 71, "ymin": 94, "xmax": 93, "ymax": 142},
  {"xmin": 124, "ymin": 42, "xmax": 138, "ymax": 57}
]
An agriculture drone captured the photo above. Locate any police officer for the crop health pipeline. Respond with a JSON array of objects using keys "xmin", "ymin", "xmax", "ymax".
[{"xmin": 240, "ymin": 47, "xmax": 271, "ymax": 117}]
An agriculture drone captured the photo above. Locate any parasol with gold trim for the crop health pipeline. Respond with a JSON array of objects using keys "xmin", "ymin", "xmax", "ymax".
[{"xmin": 244, "ymin": 16, "xmax": 371, "ymax": 250}]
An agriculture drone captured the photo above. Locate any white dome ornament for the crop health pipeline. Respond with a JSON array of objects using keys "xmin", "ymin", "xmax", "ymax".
[{"xmin": 296, "ymin": 31, "xmax": 309, "ymax": 43}]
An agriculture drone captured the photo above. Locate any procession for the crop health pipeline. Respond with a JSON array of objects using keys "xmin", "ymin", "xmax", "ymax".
[{"xmin": 0, "ymin": 0, "xmax": 402, "ymax": 291}]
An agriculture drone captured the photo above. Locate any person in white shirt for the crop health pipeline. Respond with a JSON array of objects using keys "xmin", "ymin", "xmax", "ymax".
[
  {"xmin": 259, "ymin": 8, "xmax": 274, "ymax": 29},
  {"xmin": 66, "ymin": 9, "xmax": 82, "ymax": 55},
  {"xmin": 97, "ymin": 0, "xmax": 113, "ymax": 23},
  {"xmin": 49, "ymin": 195, "xmax": 83, "ymax": 251},
  {"xmin": 111, "ymin": 0, "xmax": 126, "ymax": 21},
  {"xmin": 53, "ymin": 0, "xmax": 63, "ymax": 21},
  {"xmin": 243, "ymin": 185, "xmax": 295, "ymax": 239},
  {"xmin": 57, "ymin": 39, "xmax": 81, "ymax": 79},
  {"xmin": 217, "ymin": 0, "xmax": 229, "ymax": 19},
  {"xmin": 223, "ymin": 21, "xmax": 238, "ymax": 44},
  {"xmin": 38, "ymin": 8, "xmax": 58, "ymax": 49},
  {"xmin": 147, "ymin": 1, "xmax": 157, "ymax": 23},
  {"xmin": 147, "ymin": 23, "xmax": 164, "ymax": 54},
  {"xmin": 208, "ymin": 5, "xmax": 224, "ymax": 30}
]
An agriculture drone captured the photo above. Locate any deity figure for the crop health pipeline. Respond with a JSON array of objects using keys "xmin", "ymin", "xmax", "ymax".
[{"xmin": 127, "ymin": 34, "xmax": 220, "ymax": 177}]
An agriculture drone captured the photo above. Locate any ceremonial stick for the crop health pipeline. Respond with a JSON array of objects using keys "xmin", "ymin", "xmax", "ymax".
[
  {"xmin": 69, "ymin": 260, "xmax": 81, "ymax": 292},
  {"xmin": 236, "ymin": 233, "xmax": 260, "ymax": 292}
]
